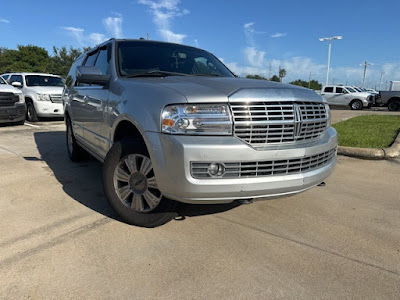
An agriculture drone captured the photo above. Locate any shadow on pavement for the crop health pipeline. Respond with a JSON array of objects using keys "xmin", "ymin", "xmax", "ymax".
[{"xmin": 34, "ymin": 131, "xmax": 240, "ymax": 225}]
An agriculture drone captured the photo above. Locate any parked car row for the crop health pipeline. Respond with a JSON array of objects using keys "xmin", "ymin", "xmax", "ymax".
[
  {"xmin": 320, "ymin": 83, "xmax": 400, "ymax": 111},
  {"xmin": 320, "ymin": 85, "xmax": 375, "ymax": 110},
  {"xmin": 0, "ymin": 73, "xmax": 65, "ymax": 123}
]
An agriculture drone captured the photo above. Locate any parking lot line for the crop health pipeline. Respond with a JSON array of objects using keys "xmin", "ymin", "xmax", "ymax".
[{"xmin": 24, "ymin": 123, "xmax": 41, "ymax": 128}]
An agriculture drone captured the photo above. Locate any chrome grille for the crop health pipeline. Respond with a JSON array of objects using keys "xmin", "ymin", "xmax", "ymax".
[
  {"xmin": 231, "ymin": 101, "xmax": 327, "ymax": 147},
  {"xmin": 191, "ymin": 148, "xmax": 336, "ymax": 179},
  {"xmin": 50, "ymin": 94, "xmax": 62, "ymax": 104}
]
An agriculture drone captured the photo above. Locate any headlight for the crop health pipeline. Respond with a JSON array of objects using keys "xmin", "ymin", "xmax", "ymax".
[
  {"xmin": 161, "ymin": 104, "xmax": 232, "ymax": 135},
  {"xmin": 16, "ymin": 93, "xmax": 24, "ymax": 103},
  {"xmin": 37, "ymin": 93, "xmax": 51, "ymax": 101},
  {"xmin": 324, "ymin": 103, "xmax": 331, "ymax": 127}
]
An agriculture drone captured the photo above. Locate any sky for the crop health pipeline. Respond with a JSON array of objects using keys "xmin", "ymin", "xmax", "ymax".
[{"xmin": 1, "ymin": 0, "xmax": 399, "ymax": 89}]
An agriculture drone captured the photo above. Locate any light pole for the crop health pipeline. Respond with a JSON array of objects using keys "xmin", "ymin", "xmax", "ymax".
[{"xmin": 319, "ymin": 36, "xmax": 343, "ymax": 86}]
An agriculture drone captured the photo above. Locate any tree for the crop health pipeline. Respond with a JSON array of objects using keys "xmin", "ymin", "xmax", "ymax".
[
  {"xmin": 289, "ymin": 79, "xmax": 322, "ymax": 91},
  {"xmin": 246, "ymin": 74, "xmax": 268, "ymax": 80},
  {"xmin": 47, "ymin": 46, "xmax": 85, "ymax": 77},
  {"xmin": 270, "ymin": 75, "xmax": 280, "ymax": 82},
  {"xmin": 279, "ymin": 68, "xmax": 286, "ymax": 82},
  {"xmin": 0, "ymin": 45, "xmax": 49, "ymax": 73},
  {"xmin": 0, "ymin": 44, "xmax": 91, "ymax": 77}
]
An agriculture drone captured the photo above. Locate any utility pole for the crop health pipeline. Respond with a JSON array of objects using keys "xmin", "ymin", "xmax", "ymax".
[
  {"xmin": 360, "ymin": 60, "xmax": 373, "ymax": 87},
  {"xmin": 146, "ymin": 33, "xmax": 149, "ymax": 40},
  {"xmin": 279, "ymin": 65, "xmax": 282, "ymax": 82},
  {"xmin": 379, "ymin": 71, "xmax": 384, "ymax": 91},
  {"xmin": 268, "ymin": 63, "xmax": 272, "ymax": 80},
  {"xmin": 308, "ymin": 72, "xmax": 311, "ymax": 89}
]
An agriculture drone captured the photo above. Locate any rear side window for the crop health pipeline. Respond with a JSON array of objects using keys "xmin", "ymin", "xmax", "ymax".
[
  {"xmin": 9, "ymin": 75, "xmax": 23, "ymax": 85},
  {"xmin": 94, "ymin": 46, "xmax": 110, "ymax": 75},
  {"xmin": 84, "ymin": 52, "xmax": 99, "ymax": 67},
  {"xmin": 335, "ymin": 87, "xmax": 343, "ymax": 93},
  {"xmin": 324, "ymin": 87, "xmax": 334, "ymax": 93}
]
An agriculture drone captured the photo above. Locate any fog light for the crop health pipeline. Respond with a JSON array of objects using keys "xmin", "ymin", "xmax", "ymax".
[{"xmin": 208, "ymin": 163, "xmax": 225, "ymax": 177}]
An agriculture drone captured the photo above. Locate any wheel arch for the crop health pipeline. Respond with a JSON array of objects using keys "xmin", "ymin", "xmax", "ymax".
[{"xmin": 113, "ymin": 119, "xmax": 146, "ymax": 145}]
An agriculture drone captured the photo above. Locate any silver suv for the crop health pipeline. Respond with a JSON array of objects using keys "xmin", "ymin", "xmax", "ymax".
[{"xmin": 64, "ymin": 39, "xmax": 337, "ymax": 227}]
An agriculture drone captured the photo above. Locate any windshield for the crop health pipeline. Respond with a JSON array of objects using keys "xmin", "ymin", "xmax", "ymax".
[
  {"xmin": 25, "ymin": 75, "xmax": 65, "ymax": 87},
  {"xmin": 117, "ymin": 41, "xmax": 234, "ymax": 78},
  {"xmin": 345, "ymin": 87, "xmax": 356, "ymax": 93},
  {"xmin": 0, "ymin": 77, "xmax": 5, "ymax": 84}
]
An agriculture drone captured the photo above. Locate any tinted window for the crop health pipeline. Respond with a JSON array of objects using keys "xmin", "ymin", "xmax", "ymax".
[
  {"xmin": 85, "ymin": 52, "xmax": 98, "ymax": 67},
  {"xmin": 25, "ymin": 75, "xmax": 64, "ymax": 87},
  {"xmin": 324, "ymin": 87, "xmax": 334, "ymax": 93},
  {"xmin": 346, "ymin": 87, "xmax": 356, "ymax": 93},
  {"xmin": 9, "ymin": 75, "xmax": 23, "ymax": 85},
  {"xmin": 117, "ymin": 41, "xmax": 234, "ymax": 77},
  {"xmin": 94, "ymin": 46, "xmax": 110, "ymax": 75},
  {"xmin": 0, "ymin": 77, "xmax": 5, "ymax": 84},
  {"xmin": 336, "ymin": 87, "xmax": 343, "ymax": 93}
]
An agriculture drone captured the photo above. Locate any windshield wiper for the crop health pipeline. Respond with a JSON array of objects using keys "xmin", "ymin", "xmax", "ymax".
[
  {"xmin": 194, "ymin": 73, "xmax": 226, "ymax": 77},
  {"xmin": 125, "ymin": 70, "xmax": 188, "ymax": 78}
]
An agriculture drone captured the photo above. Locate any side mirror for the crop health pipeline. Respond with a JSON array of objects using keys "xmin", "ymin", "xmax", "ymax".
[
  {"xmin": 77, "ymin": 66, "xmax": 110, "ymax": 86},
  {"xmin": 11, "ymin": 82, "xmax": 22, "ymax": 88}
]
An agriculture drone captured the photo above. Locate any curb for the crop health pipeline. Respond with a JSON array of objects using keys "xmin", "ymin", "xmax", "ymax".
[{"xmin": 337, "ymin": 132, "xmax": 400, "ymax": 159}]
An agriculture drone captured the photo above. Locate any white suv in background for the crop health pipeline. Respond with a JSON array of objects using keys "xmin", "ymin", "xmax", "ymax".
[
  {"xmin": 7, "ymin": 73, "xmax": 65, "ymax": 121},
  {"xmin": 321, "ymin": 85, "xmax": 374, "ymax": 110}
]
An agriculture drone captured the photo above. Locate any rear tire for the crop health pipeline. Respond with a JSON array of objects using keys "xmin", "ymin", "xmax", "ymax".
[
  {"xmin": 102, "ymin": 139, "xmax": 178, "ymax": 228},
  {"xmin": 26, "ymin": 102, "xmax": 39, "ymax": 122},
  {"xmin": 350, "ymin": 100, "xmax": 363, "ymax": 110},
  {"xmin": 388, "ymin": 100, "xmax": 400, "ymax": 111},
  {"xmin": 66, "ymin": 118, "xmax": 89, "ymax": 162}
]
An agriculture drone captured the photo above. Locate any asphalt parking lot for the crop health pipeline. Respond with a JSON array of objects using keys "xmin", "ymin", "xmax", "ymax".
[{"xmin": 0, "ymin": 109, "xmax": 399, "ymax": 299}]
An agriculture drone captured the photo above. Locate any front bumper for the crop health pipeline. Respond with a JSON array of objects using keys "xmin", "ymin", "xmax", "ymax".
[
  {"xmin": 0, "ymin": 103, "xmax": 26, "ymax": 123},
  {"xmin": 146, "ymin": 127, "xmax": 338, "ymax": 204},
  {"xmin": 34, "ymin": 101, "xmax": 64, "ymax": 117}
]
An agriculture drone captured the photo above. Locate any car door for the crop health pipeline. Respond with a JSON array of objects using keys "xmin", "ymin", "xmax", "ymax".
[
  {"xmin": 75, "ymin": 45, "xmax": 110, "ymax": 157},
  {"xmin": 321, "ymin": 86, "xmax": 335, "ymax": 104},
  {"xmin": 333, "ymin": 87, "xmax": 350, "ymax": 106}
]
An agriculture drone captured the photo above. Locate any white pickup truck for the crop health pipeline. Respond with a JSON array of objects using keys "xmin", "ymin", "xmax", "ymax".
[
  {"xmin": 6, "ymin": 73, "xmax": 65, "ymax": 121},
  {"xmin": 321, "ymin": 85, "xmax": 374, "ymax": 110}
]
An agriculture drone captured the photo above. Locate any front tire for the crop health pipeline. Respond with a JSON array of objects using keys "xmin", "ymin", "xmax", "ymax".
[
  {"xmin": 350, "ymin": 100, "xmax": 363, "ymax": 110},
  {"xmin": 102, "ymin": 139, "xmax": 177, "ymax": 227},
  {"xmin": 388, "ymin": 100, "xmax": 400, "ymax": 111},
  {"xmin": 26, "ymin": 102, "xmax": 39, "ymax": 122}
]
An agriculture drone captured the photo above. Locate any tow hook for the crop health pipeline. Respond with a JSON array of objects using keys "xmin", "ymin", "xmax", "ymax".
[
  {"xmin": 236, "ymin": 198, "xmax": 253, "ymax": 205},
  {"xmin": 318, "ymin": 182, "xmax": 326, "ymax": 187}
]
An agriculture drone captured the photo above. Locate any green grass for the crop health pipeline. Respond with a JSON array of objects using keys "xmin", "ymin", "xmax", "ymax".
[{"xmin": 332, "ymin": 115, "xmax": 400, "ymax": 148}]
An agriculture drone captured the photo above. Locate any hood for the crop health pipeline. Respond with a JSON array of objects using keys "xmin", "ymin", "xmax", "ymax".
[
  {"xmin": 26, "ymin": 86, "xmax": 64, "ymax": 94},
  {"xmin": 135, "ymin": 76, "xmax": 323, "ymax": 103},
  {"xmin": 0, "ymin": 84, "xmax": 22, "ymax": 94}
]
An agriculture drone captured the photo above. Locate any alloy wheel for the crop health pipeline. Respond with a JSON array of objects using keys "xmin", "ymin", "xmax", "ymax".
[{"xmin": 113, "ymin": 154, "xmax": 162, "ymax": 213}]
